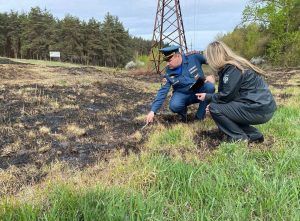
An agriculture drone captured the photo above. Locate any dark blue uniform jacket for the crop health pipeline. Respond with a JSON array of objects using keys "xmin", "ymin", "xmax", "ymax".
[{"xmin": 151, "ymin": 53, "xmax": 207, "ymax": 113}]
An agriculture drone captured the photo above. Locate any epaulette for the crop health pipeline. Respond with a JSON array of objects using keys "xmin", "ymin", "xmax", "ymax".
[{"xmin": 185, "ymin": 50, "xmax": 201, "ymax": 56}]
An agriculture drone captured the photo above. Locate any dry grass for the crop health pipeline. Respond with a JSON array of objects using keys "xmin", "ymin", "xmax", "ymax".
[
  {"xmin": 1, "ymin": 140, "xmax": 22, "ymax": 157},
  {"xmin": 39, "ymin": 126, "xmax": 51, "ymax": 135},
  {"xmin": 64, "ymin": 124, "xmax": 86, "ymax": 137}
]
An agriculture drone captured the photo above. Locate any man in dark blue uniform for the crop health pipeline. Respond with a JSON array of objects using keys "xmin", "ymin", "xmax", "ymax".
[{"xmin": 146, "ymin": 45, "xmax": 215, "ymax": 123}]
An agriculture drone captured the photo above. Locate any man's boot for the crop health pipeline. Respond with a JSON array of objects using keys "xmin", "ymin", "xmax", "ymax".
[{"xmin": 179, "ymin": 113, "xmax": 188, "ymax": 123}]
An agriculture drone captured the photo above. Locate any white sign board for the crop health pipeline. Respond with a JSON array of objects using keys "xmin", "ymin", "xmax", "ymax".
[{"xmin": 50, "ymin": 51, "xmax": 61, "ymax": 58}]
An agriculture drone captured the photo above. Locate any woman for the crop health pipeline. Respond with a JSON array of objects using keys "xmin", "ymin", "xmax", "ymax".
[{"xmin": 196, "ymin": 41, "xmax": 276, "ymax": 142}]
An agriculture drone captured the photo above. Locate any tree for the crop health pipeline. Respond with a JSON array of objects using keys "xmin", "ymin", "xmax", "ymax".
[
  {"xmin": 101, "ymin": 13, "xmax": 133, "ymax": 67},
  {"xmin": 242, "ymin": 0, "xmax": 300, "ymax": 65},
  {"xmin": 7, "ymin": 11, "xmax": 24, "ymax": 58},
  {"xmin": 131, "ymin": 36, "xmax": 152, "ymax": 57},
  {"xmin": 0, "ymin": 13, "xmax": 9, "ymax": 57},
  {"xmin": 21, "ymin": 7, "xmax": 56, "ymax": 59},
  {"xmin": 84, "ymin": 18, "xmax": 103, "ymax": 65},
  {"xmin": 58, "ymin": 15, "xmax": 85, "ymax": 63}
]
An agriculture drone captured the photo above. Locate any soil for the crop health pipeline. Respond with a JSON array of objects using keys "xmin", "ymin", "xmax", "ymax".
[{"xmin": 264, "ymin": 67, "xmax": 300, "ymax": 88}]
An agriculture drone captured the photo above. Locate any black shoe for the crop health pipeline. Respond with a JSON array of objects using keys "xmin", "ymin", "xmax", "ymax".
[
  {"xmin": 194, "ymin": 115, "xmax": 205, "ymax": 121},
  {"xmin": 249, "ymin": 135, "xmax": 264, "ymax": 143},
  {"xmin": 179, "ymin": 114, "xmax": 187, "ymax": 123}
]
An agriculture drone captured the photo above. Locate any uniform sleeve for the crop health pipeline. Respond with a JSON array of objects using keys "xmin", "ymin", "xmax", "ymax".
[
  {"xmin": 205, "ymin": 65, "xmax": 242, "ymax": 103},
  {"xmin": 150, "ymin": 80, "xmax": 171, "ymax": 113}
]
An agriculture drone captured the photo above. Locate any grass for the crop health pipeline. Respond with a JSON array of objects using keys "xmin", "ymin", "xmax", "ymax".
[
  {"xmin": 4, "ymin": 57, "xmax": 118, "ymax": 74},
  {"xmin": 64, "ymin": 124, "xmax": 86, "ymax": 137},
  {"xmin": 1, "ymin": 141, "xmax": 299, "ymax": 220},
  {"xmin": 11, "ymin": 57, "xmax": 82, "ymax": 67},
  {"xmin": 0, "ymin": 71, "xmax": 299, "ymax": 220},
  {"xmin": 146, "ymin": 124, "xmax": 196, "ymax": 151}
]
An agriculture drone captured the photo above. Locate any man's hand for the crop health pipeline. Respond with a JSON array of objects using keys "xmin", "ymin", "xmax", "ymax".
[
  {"xmin": 146, "ymin": 111, "xmax": 155, "ymax": 124},
  {"xmin": 196, "ymin": 93, "xmax": 206, "ymax": 101},
  {"xmin": 205, "ymin": 75, "xmax": 215, "ymax": 84}
]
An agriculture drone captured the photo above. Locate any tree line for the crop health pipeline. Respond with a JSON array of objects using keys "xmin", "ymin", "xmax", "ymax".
[
  {"xmin": 218, "ymin": 0, "xmax": 299, "ymax": 66},
  {"xmin": 0, "ymin": 7, "xmax": 152, "ymax": 67}
]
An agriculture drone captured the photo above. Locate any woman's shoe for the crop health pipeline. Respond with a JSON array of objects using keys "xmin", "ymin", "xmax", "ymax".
[{"xmin": 249, "ymin": 135, "xmax": 264, "ymax": 143}]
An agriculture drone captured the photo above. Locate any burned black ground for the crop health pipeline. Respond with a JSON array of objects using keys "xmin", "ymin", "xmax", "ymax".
[{"xmin": 0, "ymin": 79, "xmax": 154, "ymax": 169}]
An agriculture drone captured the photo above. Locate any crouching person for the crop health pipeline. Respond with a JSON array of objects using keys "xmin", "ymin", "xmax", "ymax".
[{"xmin": 197, "ymin": 41, "xmax": 277, "ymax": 143}]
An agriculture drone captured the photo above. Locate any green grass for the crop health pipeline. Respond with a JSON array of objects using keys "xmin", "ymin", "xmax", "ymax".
[
  {"xmin": 8, "ymin": 57, "xmax": 82, "ymax": 67},
  {"xmin": 146, "ymin": 124, "xmax": 196, "ymax": 151},
  {"xmin": 3, "ymin": 57, "xmax": 118, "ymax": 73},
  {"xmin": 0, "ymin": 81, "xmax": 299, "ymax": 220},
  {"xmin": 136, "ymin": 55, "xmax": 150, "ymax": 65},
  {"xmin": 1, "ymin": 141, "xmax": 299, "ymax": 220}
]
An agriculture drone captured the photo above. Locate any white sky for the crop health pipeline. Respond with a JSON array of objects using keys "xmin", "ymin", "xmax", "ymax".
[{"xmin": 0, "ymin": 0, "xmax": 249, "ymax": 50}]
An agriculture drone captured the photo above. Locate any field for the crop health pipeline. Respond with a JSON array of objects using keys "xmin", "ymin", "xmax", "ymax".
[{"xmin": 0, "ymin": 57, "xmax": 300, "ymax": 220}]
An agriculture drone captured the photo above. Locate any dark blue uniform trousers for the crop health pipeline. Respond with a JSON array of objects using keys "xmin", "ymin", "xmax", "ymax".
[
  {"xmin": 209, "ymin": 101, "xmax": 274, "ymax": 141},
  {"xmin": 169, "ymin": 82, "xmax": 215, "ymax": 120}
]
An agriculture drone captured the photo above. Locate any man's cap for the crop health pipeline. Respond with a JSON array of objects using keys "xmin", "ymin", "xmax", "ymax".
[{"xmin": 159, "ymin": 45, "xmax": 180, "ymax": 61}]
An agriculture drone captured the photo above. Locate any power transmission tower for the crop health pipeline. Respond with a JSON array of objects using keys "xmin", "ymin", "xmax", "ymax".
[{"xmin": 150, "ymin": 0, "xmax": 188, "ymax": 74}]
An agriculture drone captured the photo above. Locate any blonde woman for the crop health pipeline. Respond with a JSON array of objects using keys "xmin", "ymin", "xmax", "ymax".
[{"xmin": 196, "ymin": 41, "xmax": 276, "ymax": 142}]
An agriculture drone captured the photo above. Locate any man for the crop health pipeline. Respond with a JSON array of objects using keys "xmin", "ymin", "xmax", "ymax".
[{"xmin": 146, "ymin": 45, "xmax": 215, "ymax": 124}]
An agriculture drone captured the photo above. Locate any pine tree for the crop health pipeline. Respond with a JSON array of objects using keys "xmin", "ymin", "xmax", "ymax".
[
  {"xmin": 7, "ymin": 11, "xmax": 23, "ymax": 58},
  {"xmin": 21, "ymin": 7, "xmax": 56, "ymax": 59},
  {"xmin": 84, "ymin": 18, "xmax": 103, "ymax": 65},
  {"xmin": 0, "ymin": 13, "xmax": 9, "ymax": 57},
  {"xmin": 58, "ymin": 15, "xmax": 84, "ymax": 63}
]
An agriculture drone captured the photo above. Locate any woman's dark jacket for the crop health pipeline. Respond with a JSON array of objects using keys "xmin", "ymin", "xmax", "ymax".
[{"xmin": 205, "ymin": 64, "xmax": 277, "ymax": 114}]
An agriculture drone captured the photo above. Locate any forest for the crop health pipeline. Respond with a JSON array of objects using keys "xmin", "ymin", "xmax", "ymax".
[{"xmin": 0, "ymin": 7, "xmax": 152, "ymax": 67}]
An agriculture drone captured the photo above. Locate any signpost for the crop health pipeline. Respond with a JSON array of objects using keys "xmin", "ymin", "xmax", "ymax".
[{"xmin": 49, "ymin": 51, "xmax": 61, "ymax": 61}]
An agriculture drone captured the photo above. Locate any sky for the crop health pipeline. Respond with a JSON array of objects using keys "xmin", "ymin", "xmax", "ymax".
[{"xmin": 0, "ymin": 0, "xmax": 248, "ymax": 50}]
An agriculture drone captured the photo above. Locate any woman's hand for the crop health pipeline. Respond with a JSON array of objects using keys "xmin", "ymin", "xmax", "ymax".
[
  {"xmin": 196, "ymin": 93, "xmax": 206, "ymax": 101},
  {"xmin": 205, "ymin": 75, "xmax": 215, "ymax": 84},
  {"xmin": 206, "ymin": 104, "xmax": 210, "ymax": 114}
]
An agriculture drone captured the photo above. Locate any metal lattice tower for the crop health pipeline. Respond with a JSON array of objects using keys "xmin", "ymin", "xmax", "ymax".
[{"xmin": 151, "ymin": 0, "xmax": 188, "ymax": 74}]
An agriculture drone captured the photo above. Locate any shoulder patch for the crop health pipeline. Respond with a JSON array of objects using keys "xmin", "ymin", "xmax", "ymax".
[{"xmin": 223, "ymin": 74, "xmax": 229, "ymax": 84}]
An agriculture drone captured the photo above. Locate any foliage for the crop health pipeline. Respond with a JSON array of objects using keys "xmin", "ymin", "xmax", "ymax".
[
  {"xmin": 218, "ymin": 0, "xmax": 300, "ymax": 66},
  {"xmin": 0, "ymin": 7, "xmax": 152, "ymax": 67}
]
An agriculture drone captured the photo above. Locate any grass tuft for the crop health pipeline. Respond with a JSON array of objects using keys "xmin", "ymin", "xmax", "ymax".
[{"xmin": 64, "ymin": 124, "xmax": 86, "ymax": 137}]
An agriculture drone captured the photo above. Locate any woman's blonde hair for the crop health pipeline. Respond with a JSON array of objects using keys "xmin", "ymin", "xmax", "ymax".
[{"xmin": 204, "ymin": 41, "xmax": 265, "ymax": 75}]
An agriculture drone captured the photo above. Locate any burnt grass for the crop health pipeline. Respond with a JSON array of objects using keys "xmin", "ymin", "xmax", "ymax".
[
  {"xmin": 0, "ymin": 61, "xmax": 299, "ymax": 192},
  {"xmin": 0, "ymin": 63, "xmax": 178, "ymax": 174}
]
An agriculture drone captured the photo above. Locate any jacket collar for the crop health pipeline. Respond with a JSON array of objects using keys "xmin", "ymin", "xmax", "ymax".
[{"xmin": 182, "ymin": 53, "xmax": 189, "ymax": 64}]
